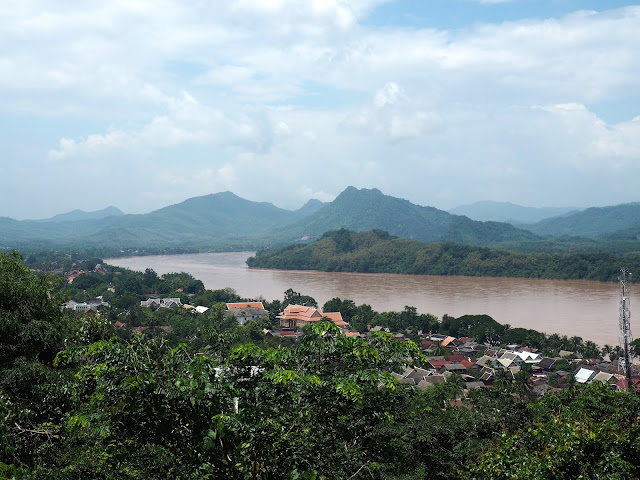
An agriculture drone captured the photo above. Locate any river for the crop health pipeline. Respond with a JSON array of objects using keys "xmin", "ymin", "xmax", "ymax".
[{"xmin": 105, "ymin": 251, "xmax": 637, "ymax": 346}]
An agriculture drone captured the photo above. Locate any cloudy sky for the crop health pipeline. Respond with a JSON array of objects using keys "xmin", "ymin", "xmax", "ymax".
[{"xmin": 2, "ymin": 0, "xmax": 640, "ymax": 219}]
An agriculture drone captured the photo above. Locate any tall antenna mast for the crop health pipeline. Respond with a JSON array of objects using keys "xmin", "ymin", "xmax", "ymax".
[{"xmin": 619, "ymin": 268, "xmax": 633, "ymax": 385}]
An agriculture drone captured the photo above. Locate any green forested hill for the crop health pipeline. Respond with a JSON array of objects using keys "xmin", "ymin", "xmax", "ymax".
[
  {"xmin": 270, "ymin": 186, "xmax": 542, "ymax": 246},
  {"xmin": 448, "ymin": 200, "xmax": 577, "ymax": 224},
  {"xmin": 1, "ymin": 192, "xmax": 322, "ymax": 250},
  {"xmin": 85, "ymin": 192, "xmax": 301, "ymax": 247},
  {"xmin": 248, "ymin": 229, "xmax": 640, "ymax": 281},
  {"xmin": 524, "ymin": 202, "xmax": 640, "ymax": 238}
]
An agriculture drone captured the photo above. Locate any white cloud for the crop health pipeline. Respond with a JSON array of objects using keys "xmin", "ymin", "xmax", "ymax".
[
  {"xmin": 48, "ymin": 91, "xmax": 277, "ymax": 161},
  {"xmin": 343, "ymin": 82, "xmax": 443, "ymax": 142},
  {"xmin": 3, "ymin": 2, "xmax": 640, "ymax": 218}
]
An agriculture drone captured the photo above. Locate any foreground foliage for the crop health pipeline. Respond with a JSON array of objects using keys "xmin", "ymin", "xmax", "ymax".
[{"xmin": 2, "ymin": 251, "xmax": 640, "ymax": 479}]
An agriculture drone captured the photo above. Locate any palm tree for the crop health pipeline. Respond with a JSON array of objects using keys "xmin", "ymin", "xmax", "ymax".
[
  {"xmin": 565, "ymin": 374, "xmax": 577, "ymax": 395},
  {"xmin": 432, "ymin": 341, "xmax": 447, "ymax": 356},
  {"xmin": 514, "ymin": 364, "xmax": 533, "ymax": 397},
  {"xmin": 583, "ymin": 340, "xmax": 599, "ymax": 359},
  {"xmin": 493, "ymin": 368, "xmax": 512, "ymax": 392}
]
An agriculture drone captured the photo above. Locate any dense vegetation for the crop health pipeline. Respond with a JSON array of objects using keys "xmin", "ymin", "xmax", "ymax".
[
  {"xmin": 525, "ymin": 202, "xmax": 640, "ymax": 238},
  {"xmin": 248, "ymin": 229, "xmax": 640, "ymax": 282},
  {"xmin": 3, "ymin": 250, "xmax": 640, "ymax": 478}
]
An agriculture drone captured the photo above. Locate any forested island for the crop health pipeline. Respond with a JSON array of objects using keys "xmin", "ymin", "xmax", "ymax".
[
  {"xmin": 247, "ymin": 229, "xmax": 640, "ymax": 282},
  {"xmin": 3, "ymin": 249, "xmax": 640, "ymax": 478}
]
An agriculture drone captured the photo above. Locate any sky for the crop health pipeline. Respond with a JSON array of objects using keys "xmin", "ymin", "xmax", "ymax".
[{"xmin": 2, "ymin": 0, "xmax": 640, "ymax": 219}]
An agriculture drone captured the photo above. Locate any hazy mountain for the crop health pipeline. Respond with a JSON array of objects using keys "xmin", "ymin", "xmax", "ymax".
[
  {"xmin": 523, "ymin": 203, "xmax": 640, "ymax": 238},
  {"xmin": 36, "ymin": 206, "xmax": 125, "ymax": 223},
  {"xmin": 448, "ymin": 201, "xmax": 578, "ymax": 224},
  {"xmin": 271, "ymin": 187, "xmax": 540, "ymax": 246},
  {"xmin": 0, "ymin": 215, "xmax": 119, "ymax": 248},
  {"xmin": 84, "ymin": 192, "xmax": 303, "ymax": 247},
  {"xmin": 4, "ymin": 188, "xmax": 639, "ymax": 253},
  {"xmin": 291, "ymin": 199, "xmax": 327, "ymax": 220}
]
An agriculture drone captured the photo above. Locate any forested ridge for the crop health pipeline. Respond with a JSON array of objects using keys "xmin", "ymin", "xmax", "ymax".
[
  {"xmin": 3, "ymin": 250, "xmax": 640, "ymax": 478},
  {"xmin": 248, "ymin": 229, "xmax": 640, "ymax": 282}
]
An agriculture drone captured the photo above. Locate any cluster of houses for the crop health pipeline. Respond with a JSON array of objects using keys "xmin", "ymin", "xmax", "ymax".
[
  {"xmin": 65, "ymin": 263, "xmax": 107, "ymax": 283},
  {"xmin": 392, "ymin": 333, "xmax": 639, "ymax": 395},
  {"xmin": 67, "ymin": 295, "xmax": 640, "ymax": 395}
]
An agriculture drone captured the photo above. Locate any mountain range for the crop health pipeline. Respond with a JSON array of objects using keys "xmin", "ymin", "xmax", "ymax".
[
  {"xmin": 448, "ymin": 201, "xmax": 578, "ymax": 225},
  {"xmin": 2, "ymin": 187, "xmax": 640, "ymax": 253},
  {"xmin": 34, "ymin": 206, "xmax": 125, "ymax": 223}
]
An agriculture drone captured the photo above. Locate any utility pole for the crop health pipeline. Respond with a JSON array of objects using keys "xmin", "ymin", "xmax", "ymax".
[{"xmin": 619, "ymin": 268, "xmax": 633, "ymax": 385}]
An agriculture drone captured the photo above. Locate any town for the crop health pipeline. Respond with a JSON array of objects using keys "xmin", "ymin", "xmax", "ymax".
[{"xmin": 58, "ymin": 258, "xmax": 640, "ymax": 399}]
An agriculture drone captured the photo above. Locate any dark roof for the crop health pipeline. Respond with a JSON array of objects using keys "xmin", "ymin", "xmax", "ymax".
[
  {"xmin": 224, "ymin": 307, "xmax": 268, "ymax": 317},
  {"xmin": 537, "ymin": 357, "xmax": 557, "ymax": 370},
  {"xmin": 443, "ymin": 364, "xmax": 467, "ymax": 372}
]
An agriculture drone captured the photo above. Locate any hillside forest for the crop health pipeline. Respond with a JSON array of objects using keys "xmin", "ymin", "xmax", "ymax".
[{"xmin": 247, "ymin": 229, "xmax": 640, "ymax": 282}]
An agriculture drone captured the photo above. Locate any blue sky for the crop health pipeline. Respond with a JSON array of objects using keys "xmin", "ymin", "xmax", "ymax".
[{"xmin": 1, "ymin": 1, "xmax": 640, "ymax": 219}]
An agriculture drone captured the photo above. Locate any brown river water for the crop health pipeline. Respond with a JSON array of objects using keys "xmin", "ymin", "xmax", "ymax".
[{"xmin": 106, "ymin": 252, "xmax": 638, "ymax": 346}]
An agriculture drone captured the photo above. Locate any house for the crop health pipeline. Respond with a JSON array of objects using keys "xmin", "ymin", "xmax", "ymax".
[
  {"xmin": 461, "ymin": 358, "xmax": 478, "ymax": 371},
  {"xmin": 575, "ymin": 367, "xmax": 596, "ymax": 384},
  {"xmin": 371, "ymin": 326, "xmax": 390, "ymax": 333},
  {"xmin": 443, "ymin": 364, "xmax": 468, "ymax": 374},
  {"xmin": 475, "ymin": 355, "xmax": 497, "ymax": 369},
  {"xmin": 465, "ymin": 381, "xmax": 485, "ymax": 390},
  {"xmin": 536, "ymin": 357, "xmax": 557, "ymax": 371},
  {"xmin": 514, "ymin": 351, "xmax": 542, "ymax": 364},
  {"xmin": 417, "ymin": 375, "xmax": 446, "ymax": 389},
  {"xmin": 497, "ymin": 352, "xmax": 522, "ymax": 369},
  {"xmin": 427, "ymin": 359, "xmax": 453, "ymax": 371},
  {"xmin": 441, "ymin": 336, "xmax": 457, "ymax": 348},
  {"xmin": 592, "ymin": 371, "xmax": 616, "ymax": 386},
  {"xmin": 227, "ymin": 302, "xmax": 265, "ymax": 310},
  {"xmin": 224, "ymin": 303, "xmax": 268, "ymax": 325},
  {"xmin": 480, "ymin": 367, "xmax": 495, "ymax": 382},
  {"xmin": 141, "ymin": 297, "xmax": 183, "ymax": 308},
  {"xmin": 160, "ymin": 298, "xmax": 182, "ymax": 308},
  {"xmin": 65, "ymin": 298, "xmax": 109, "ymax": 313},
  {"xmin": 405, "ymin": 367, "xmax": 432, "ymax": 384},
  {"xmin": 277, "ymin": 304, "xmax": 347, "ymax": 329}
]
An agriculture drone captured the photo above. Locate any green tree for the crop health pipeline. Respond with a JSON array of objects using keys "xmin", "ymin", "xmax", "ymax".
[
  {"xmin": 0, "ymin": 250, "xmax": 66, "ymax": 365},
  {"xmin": 283, "ymin": 288, "xmax": 317, "ymax": 308}
]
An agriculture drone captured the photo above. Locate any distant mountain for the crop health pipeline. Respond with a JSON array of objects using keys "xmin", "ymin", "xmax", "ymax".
[
  {"xmin": 448, "ymin": 201, "xmax": 578, "ymax": 224},
  {"xmin": 291, "ymin": 199, "xmax": 327, "ymax": 220},
  {"xmin": 523, "ymin": 203, "xmax": 640, "ymax": 238},
  {"xmin": 271, "ymin": 187, "xmax": 540, "ymax": 246},
  {"xmin": 36, "ymin": 206, "xmax": 125, "ymax": 223},
  {"xmin": 4, "ymin": 188, "xmax": 639, "ymax": 254},
  {"xmin": 0, "ymin": 215, "xmax": 120, "ymax": 248},
  {"xmin": 83, "ymin": 192, "xmax": 304, "ymax": 247}
]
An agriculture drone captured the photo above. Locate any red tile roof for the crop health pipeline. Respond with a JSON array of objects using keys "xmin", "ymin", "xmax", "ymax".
[
  {"xmin": 428, "ymin": 359, "xmax": 453, "ymax": 369},
  {"xmin": 278, "ymin": 305, "xmax": 347, "ymax": 328},
  {"xmin": 227, "ymin": 302, "xmax": 265, "ymax": 310}
]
